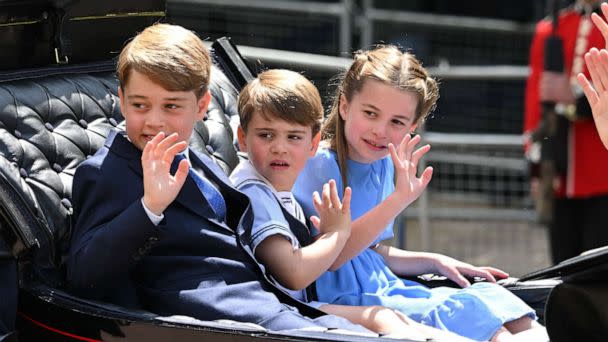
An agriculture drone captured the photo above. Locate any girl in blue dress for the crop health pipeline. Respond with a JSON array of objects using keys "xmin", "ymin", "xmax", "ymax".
[{"xmin": 293, "ymin": 46, "xmax": 548, "ymax": 342}]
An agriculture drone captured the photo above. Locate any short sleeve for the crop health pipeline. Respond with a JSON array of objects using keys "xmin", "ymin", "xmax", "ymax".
[
  {"xmin": 239, "ymin": 184, "xmax": 298, "ymax": 253},
  {"xmin": 293, "ymin": 149, "xmax": 343, "ymax": 228}
]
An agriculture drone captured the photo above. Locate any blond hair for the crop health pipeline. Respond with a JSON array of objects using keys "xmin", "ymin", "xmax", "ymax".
[
  {"xmin": 238, "ymin": 69, "xmax": 323, "ymax": 136},
  {"xmin": 117, "ymin": 23, "xmax": 211, "ymax": 98},
  {"xmin": 323, "ymin": 45, "xmax": 439, "ymax": 187}
]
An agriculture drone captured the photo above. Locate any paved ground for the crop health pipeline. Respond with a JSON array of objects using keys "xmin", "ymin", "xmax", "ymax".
[{"xmin": 393, "ymin": 217, "xmax": 551, "ymax": 278}]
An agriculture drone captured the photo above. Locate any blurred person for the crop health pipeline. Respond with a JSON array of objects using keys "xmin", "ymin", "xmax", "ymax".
[
  {"xmin": 577, "ymin": 2, "xmax": 608, "ymax": 148},
  {"xmin": 524, "ymin": 0, "xmax": 608, "ymax": 264}
]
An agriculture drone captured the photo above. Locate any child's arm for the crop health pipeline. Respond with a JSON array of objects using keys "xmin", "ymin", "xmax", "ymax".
[
  {"xmin": 68, "ymin": 132, "xmax": 188, "ymax": 292},
  {"xmin": 255, "ymin": 180, "xmax": 352, "ymax": 290},
  {"xmin": 578, "ymin": 48, "xmax": 608, "ymax": 150},
  {"xmin": 372, "ymin": 244, "xmax": 509, "ymax": 288},
  {"xmin": 330, "ymin": 134, "xmax": 433, "ymax": 268}
]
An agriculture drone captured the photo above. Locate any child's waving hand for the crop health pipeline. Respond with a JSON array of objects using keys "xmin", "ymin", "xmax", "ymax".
[
  {"xmin": 310, "ymin": 179, "xmax": 352, "ymax": 236},
  {"xmin": 142, "ymin": 132, "xmax": 189, "ymax": 215},
  {"xmin": 388, "ymin": 134, "xmax": 433, "ymax": 208}
]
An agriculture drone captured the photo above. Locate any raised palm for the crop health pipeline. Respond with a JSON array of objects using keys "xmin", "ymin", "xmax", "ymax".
[
  {"xmin": 578, "ymin": 48, "xmax": 608, "ymax": 149},
  {"xmin": 389, "ymin": 134, "xmax": 433, "ymax": 208},
  {"xmin": 141, "ymin": 132, "xmax": 189, "ymax": 215}
]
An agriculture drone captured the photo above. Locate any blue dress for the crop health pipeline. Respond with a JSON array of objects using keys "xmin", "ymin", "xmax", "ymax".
[{"xmin": 293, "ymin": 148, "xmax": 536, "ymax": 341}]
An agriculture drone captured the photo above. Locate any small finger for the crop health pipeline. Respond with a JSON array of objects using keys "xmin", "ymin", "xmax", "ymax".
[
  {"xmin": 156, "ymin": 132, "xmax": 180, "ymax": 154},
  {"xmin": 477, "ymin": 270, "xmax": 497, "ymax": 283},
  {"xmin": 446, "ymin": 268, "xmax": 470, "ymax": 288},
  {"xmin": 312, "ymin": 191, "xmax": 323, "ymax": 212},
  {"xmin": 163, "ymin": 140, "xmax": 188, "ymax": 163},
  {"xmin": 411, "ymin": 144, "xmax": 431, "ymax": 168},
  {"xmin": 174, "ymin": 160, "xmax": 190, "ymax": 184},
  {"xmin": 328, "ymin": 179, "xmax": 341, "ymax": 209},
  {"xmin": 597, "ymin": 49, "xmax": 608, "ymax": 92},
  {"xmin": 142, "ymin": 137, "xmax": 154, "ymax": 162},
  {"xmin": 405, "ymin": 134, "xmax": 421, "ymax": 161},
  {"xmin": 481, "ymin": 266, "xmax": 509, "ymax": 279},
  {"xmin": 459, "ymin": 266, "xmax": 497, "ymax": 283},
  {"xmin": 587, "ymin": 49, "xmax": 606, "ymax": 93},
  {"xmin": 397, "ymin": 133, "xmax": 411, "ymax": 160},
  {"xmin": 322, "ymin": 183, "xmax": 331, "ymax": 208},
  {"xmin": 592, "ymin": 10, "xmax": 608, "ymax": 46},
  {"xmin": 310, "ymin": 216, "xmax": 320, "ymax": 229},
  {"xmin": 603, "ymin": 2, "xmax": 608, "ymax": 30},
  {"xmin": 341, "ymin": 187, "xmax": 352, "ymax": 214},
  {"xmin": 420, "ymin": 166, "xmax": 433, "ymax": 188},
  {"xmin": 578, "ymin": 73, "xmax": 599, "ymax": 106},
  {"xmin": 388, "ymin": 143, "xmax": 403, "ymax": 168}
]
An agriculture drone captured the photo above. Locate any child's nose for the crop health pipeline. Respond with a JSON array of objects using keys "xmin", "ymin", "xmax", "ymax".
[
  {"xmin": 145, "ymin": 109, "xmax": 165, "ymax": 128},
  {"xmin": 270, "ymin": 140, "xmax": 287, "ymax": 154},
  {"xmin": 372, "ymin": 122, "xmax": 388, "ymax": 138}
]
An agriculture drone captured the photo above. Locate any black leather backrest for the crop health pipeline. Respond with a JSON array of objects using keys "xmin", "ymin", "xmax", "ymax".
[{"xmin": 0, "ymin": 61, "xmax": 239, "ymax": 272}]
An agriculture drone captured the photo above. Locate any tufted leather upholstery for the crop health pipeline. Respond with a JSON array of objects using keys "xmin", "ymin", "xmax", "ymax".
[{"xmin": 0, "ymin": 58, "xmax": 240, "ymax": 279}]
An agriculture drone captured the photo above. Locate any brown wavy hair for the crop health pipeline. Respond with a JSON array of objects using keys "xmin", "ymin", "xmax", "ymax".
[
  {"xmin": 322, "ymin": 45, "xmax": 439, "ymax": 187},
  {"xmin": 117, "ymin": 23, "xmax": 211, "ymax": 99},
  {"xmin": 238, "ymin": 69, "xmax": 323, "ymax": 136}
]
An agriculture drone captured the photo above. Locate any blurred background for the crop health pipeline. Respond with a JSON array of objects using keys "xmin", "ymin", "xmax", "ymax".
[{"xmin": 166, "ymin": 0, "xmax": 572, "ymax": 277}]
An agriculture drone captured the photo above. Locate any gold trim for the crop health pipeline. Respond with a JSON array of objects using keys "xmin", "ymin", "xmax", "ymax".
[
  {"xmin": 0, "ymin": 20, "xmax": 43, "ymax": 27},
  {"xmin": 69, "ymin": 11, "xmax": 166, "ymax": 21}
]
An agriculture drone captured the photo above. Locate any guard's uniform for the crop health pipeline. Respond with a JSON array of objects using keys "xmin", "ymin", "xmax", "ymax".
[{"xmin": 524, "ymin": 3, "xmax": 608, "ymax": 263}]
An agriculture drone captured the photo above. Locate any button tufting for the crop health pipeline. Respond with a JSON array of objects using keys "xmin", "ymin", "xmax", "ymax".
[
  {"xmin": 19, "ymin": 168, "xmax": 27, "ymax": 178},
  {"xmin": 52, "ymin": 163, "xmax": 62, "ymax": 172},
  {"xmin": 44, "ymin": 123, "xmax": 54, "ymax": 132},
  {"xmin": 78, "ymin": 119, "xmax": 88, "ymax": 129},
  {"xmin": 109, "ymin": 118, "xmax": 118, "ymax": 126},
  {"xmin": 205, "ymin": 145, "xmax": 215, "ymax": 154},
  {"xmin": 14, "ymin": 130, "xmax": 21, "ymax": 139},
  {"xmin": 61, "ymin": 198, "xmax": 72, "ymax": 209}
]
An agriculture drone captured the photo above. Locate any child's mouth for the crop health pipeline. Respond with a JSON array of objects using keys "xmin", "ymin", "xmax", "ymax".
[
  {"xmin": 270, "ymin": 160, "xmax": 289, "ymax": 169},
  {"xmin": 363, "ymin": 138, "xmax": 386, "ymax": 151}
]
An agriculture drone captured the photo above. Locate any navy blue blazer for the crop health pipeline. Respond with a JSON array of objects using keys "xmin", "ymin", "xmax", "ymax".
[{"xmin": 66, "ymin": 130, "xmax": 364, "ymax": 331}]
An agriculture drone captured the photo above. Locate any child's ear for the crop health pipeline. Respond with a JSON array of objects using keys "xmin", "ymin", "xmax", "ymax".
[
  {"xmin": 118, "ymin": 86, "xmax": 127, "ymax": 118},
  {"xmin": 196, "ymin": 91, "xmax": 212, "ymax": 120},
  {"xmin": 309, "ymin": 132, "xmax": 321, "ymax": 156},
  {"xmin": 237, "ymin": 125, "xmax": 247, "ymax": 152},
  {"xmin": 338, "ymin": 94, "xmax": 349, "ymax": 121}
]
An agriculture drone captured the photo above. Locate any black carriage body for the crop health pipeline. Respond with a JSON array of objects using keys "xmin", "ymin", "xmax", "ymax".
[{"xmin": 0, "ymin": 0, "xmax": 605, "ymax": 341}]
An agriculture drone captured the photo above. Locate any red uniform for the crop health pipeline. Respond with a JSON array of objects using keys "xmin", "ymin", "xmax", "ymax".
[
  {"xmin": 525, "ymin": 7, "xmax": 608, "ymax": 198},
  {"xmin": 524, "ymin": 5, "xmax": 608, "ymax": 264}
]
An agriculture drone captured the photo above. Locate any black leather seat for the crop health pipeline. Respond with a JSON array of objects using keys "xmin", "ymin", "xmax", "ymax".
[{"xmin": 0, "ymin": 58, "xmax": 240, "ymax": 286}]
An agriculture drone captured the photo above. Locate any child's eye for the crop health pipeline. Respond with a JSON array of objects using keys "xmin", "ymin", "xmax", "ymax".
[
  {"xmin": 258, "ymin": 132, "xmax": 273, "ymax": 140},
  {"xmin": 288, "ymin": 135, "xmax": 303, "ymax": 141},
  {"xmin": 391, "ymin": 119, "xmax": 406, "ymax": 126},
  {"xmin": 165, "ymin": 104, "xmax": 179, "ymax": 110},
  {"xmin": 364, "ymin": 110, "xmax": 377, "ymax": 118}
]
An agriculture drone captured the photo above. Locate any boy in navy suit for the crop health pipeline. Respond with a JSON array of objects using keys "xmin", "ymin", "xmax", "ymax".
[{"xmin": 66, "ymin": 23, "xmax": 369, "ymax": 332}]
